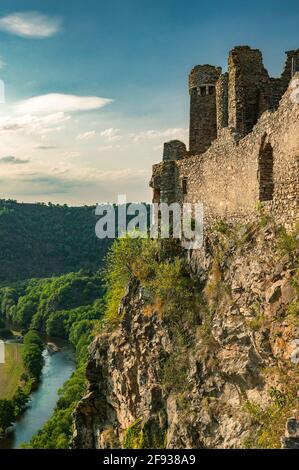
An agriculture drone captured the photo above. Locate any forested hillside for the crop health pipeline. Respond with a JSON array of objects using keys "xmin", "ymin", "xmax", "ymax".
[
  {"xmin": 0, "ymin": 200, "xmax": 111, "ymax": 283},
  {"xmin": 0, "ymin": 270, "xmax": 105, "ymax": 336},
  {"xmin": 0, "ymin": 270, "xmax": 105, "ymax": 446}
]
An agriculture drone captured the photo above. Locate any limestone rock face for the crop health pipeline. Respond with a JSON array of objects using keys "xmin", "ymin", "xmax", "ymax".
[
  {"xmin": 72, "ymin": 223, "xmax": 299, "ymax": 449},
  {"xmin": 73, "ymin": 277, "xmax": 172, "ymax": 449}
]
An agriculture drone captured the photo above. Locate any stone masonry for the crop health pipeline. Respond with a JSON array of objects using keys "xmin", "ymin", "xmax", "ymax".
[{"xmin": 150, "ymin": 46, "xmax": 299, "ymax": 228}]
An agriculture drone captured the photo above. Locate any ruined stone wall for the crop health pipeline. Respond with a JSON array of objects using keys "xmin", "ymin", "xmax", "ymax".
[
  {"xmin": 176, "ymin": 129, "xmax": 258, "ymax": 224},
  {"xmin": 163, "ymin": 140, "xmax": 186, "ymax": 162},
  {"xmin": 179, "ymin": 77, "xmax": 299, "ymax": 227},
  {"xmin": 150, "ymin": 161, "xmax": 179, "ymax": 204},
  {"xmin": 151, "ymin": 76, "xmax": 299, "ymax": 228},
  {"xmin": 151, "ymin": 43, "xmax": 299, "ymax": 231},
  {"xmin": 228, "ymin": 46, "xmax": 269, "ymax": 137},
  {"xmin": 216, "ymin": 72, "xmax": 228, "ymax": 131},
  {"xmin": 226, "ymin": 47, "xmax": 299, "ymax": 138},
  {"xmin": 263, "ymin": 76, "xmax": 299, "ymax": 225},
  {"xmin": 187, "ymin": 47, "xmax": 299, "ymax": 149}
]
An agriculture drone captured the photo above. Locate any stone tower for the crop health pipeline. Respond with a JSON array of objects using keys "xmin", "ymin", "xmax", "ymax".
[
  {"xmin": 189, "ymin": 64, "xmax": 222, "ymax": 155},
  {"xmin": 228, "ymin": 46, "xmax": 270, "ymax": 137}
]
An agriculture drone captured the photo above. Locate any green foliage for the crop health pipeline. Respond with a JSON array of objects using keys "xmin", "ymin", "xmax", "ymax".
[
  {"xmin": 0, "ymin": 385, "xmax": 31, "ymax": 435},
  {"xmin": 148, "ymin": 258, "xmax": 192, "ymax": 319},
  {"xmin": 11, "ymin": 270, "xmax": 106, "ymax": 448},
  {"xmin": 15, "ymin": 298, "xmax": 38, "ymax": 329},
  {"xmin": 213, "ymin": 219, "xmax": 231, "ymax": 235},
  {"xmin": 0, "ymin": 199, "xmax": 112, "ymax": 284},
  {"xmin": 103, "ymin": 236, "xmax": 202, "ymax": 406},
  {"xmin": 0, "ymin": 271, "xmax": 104, "ymax": 334},
  {"xmin": 255, "ymin": 203, "xmax": 273, "ymax": 228},
  {"xmin": 246, "ymin": 304, "xmax": 266, "ymax": 331},
  {"xmin": 12, "ymin": 388, "xmax": 30, "ymax": 416},
  {"xmin": 103, "ymin": 235, "xmax": 145, "ymax": 324},
  {"xmin": 277, "ymin": 224, "xmax": 299, "ymax": 260},
  {"xmin": 103, "ymin": 235, "xmax": 197, "ymax": 327},
  {"xmin": 123, "ymin": 419, "xmax": 146, "ymax": 449},
  {"xmin": 69, "ymin": 320, "xmax": 94, "ymax": 354},
  {"xmin": 23, "ymin": 330, "xmax": 43, "ymax": 348},
  {"xmin": 0, "ymin": 327, "xmax": 13, "ymax": 339},
  {"xmin": 287, "ymin": 300, "xmax": 299, "ymax": 317},
  {"xmin": 160, "ymin": 352, "xmax": 189, "ymax": 393},
  {"xmin": 27, "ymin": 408, "xmax": 72, "ymax": 449},
  {"xmin": 0, "ymin": 268, "xmax": 105, "ymax": 446},
  {"xmin": 122, "ymin": 418, "xmax": 166, "ymax": 449},
  {"xmin": 0, "ymin": 198, "xmax": 117, "ymax": 445},
  {"xmin": 244, "ymin": 385, "xmax": 297, "ymax": 448},
  {"xmin": 22, "ymin": 331, "xmax": 44, "ymax": 380},
  {"xmin": 0, "ymin": 399, "xmax": 15, "ymax": 434},
  {"xmin": 0, "ymin": 287, "xmax": 20, "ymax": 322}
]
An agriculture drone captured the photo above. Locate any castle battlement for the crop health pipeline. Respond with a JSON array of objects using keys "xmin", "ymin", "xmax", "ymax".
[{"xmin": 150, "ymin": 46, "xmax": 299, "ymax": 228}]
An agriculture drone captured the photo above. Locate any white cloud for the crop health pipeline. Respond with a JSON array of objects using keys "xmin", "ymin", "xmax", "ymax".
[
  {"xmin": 15, "ymin": 93, "xmax": 113, "ymax": 115},
  {"xmin": 0, "ymin": 112, "xmax": 70, "ymax": 136},
  {"xmin": 97, "ymin": 145, "xmax": 120, "ymax": 153},
  {"xmin": 1, "ymin": 165, "xmax": 148, "ymax": 187},
  {"xmin": 0, "ymin": 12, "xmax": 61, "ymax": 38},
  {"xmin": 77, "ymin": 130, "xmax": 97, "ymax": 140},
  {"xmin": 130, "ymin": 127, "xmax": 188, "ymax": 143},
  {"xmin": 100, "ymin": 127, "xmax": 121, "ymax": 141},
  {"xmin": 62, "ymin": 151, "xmax": 81, "ymax": 159}
]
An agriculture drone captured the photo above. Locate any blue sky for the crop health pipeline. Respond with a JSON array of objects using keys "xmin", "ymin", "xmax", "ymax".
[{"xmin": 0, "ymin": 0, "xmax": 298, "ymax": 204}]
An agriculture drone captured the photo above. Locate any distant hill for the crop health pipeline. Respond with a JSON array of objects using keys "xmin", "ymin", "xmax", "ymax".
[{"xmin": 0, "ymin": 200, "xmax": 112, "ymax": 283}]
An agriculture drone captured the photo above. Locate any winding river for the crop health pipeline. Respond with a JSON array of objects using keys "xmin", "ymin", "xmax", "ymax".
[{"xmin": 0, "ymin": 345, "xmax": 75, "ymax": 449}]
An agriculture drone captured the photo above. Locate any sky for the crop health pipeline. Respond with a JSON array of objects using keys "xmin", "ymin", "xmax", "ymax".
[{"xmin": 0, "ymin": 0, "xmax": 298, "ymax": 205}]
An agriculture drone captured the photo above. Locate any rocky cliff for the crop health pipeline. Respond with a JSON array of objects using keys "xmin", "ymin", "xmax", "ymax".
[{"xmin": 72, "ymin": 216, "xmax": 299, "ymax": 449}]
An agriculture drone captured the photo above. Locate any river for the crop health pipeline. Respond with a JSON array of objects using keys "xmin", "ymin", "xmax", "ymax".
[{"xmin": 0, "ymin": 345, "xmax": 75, "ymax": 449}]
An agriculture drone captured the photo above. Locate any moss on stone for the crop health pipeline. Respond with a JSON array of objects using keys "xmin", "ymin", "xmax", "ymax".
[{"xmin": 122, "ymin": 418, "xmax": 166, "ymax": 449}]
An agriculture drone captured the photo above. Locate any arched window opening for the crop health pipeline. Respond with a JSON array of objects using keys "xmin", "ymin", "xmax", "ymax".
[{"xmin": 259, "ymin": 142, "xmax": 274, "ymax": 201}]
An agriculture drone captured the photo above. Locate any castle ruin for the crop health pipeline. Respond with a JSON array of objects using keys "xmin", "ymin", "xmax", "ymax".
[{"xmin": 150, "ymin": 46, "xmax": 299, "ymax": 227}]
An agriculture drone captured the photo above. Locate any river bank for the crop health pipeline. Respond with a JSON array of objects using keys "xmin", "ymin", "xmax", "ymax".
[{"xmin": 0, "ymin": 343, "xmax": 75, "ymax": 449}]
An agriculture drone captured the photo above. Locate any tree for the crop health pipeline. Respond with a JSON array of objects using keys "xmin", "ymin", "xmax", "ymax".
[
  {"xmin": 22, "ymin": 344, "xmax": 44, "ymax": 379},
  {"xmin": 0, "ymin": 399, "xmax": 15, "ymax": 433},
  {"xmin": 22, "ymin": 331, "xmax": 44, "ymax": 380},
  {"xmin": 0, "ymin": 327, "xmax": 13, "ymax": 339},
  {"xmin": 15, "ymin": 298, "xmax": 38, "ymax": 329}
]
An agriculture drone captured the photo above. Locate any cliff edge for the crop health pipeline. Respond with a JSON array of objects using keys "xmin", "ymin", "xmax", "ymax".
[{"xmin": 72, "ymin": 216, "xmax": 299, "ymax": 449}]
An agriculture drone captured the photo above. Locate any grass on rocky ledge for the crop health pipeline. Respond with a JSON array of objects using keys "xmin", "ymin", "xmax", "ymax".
[
  {"xmin": 244, "ymin": 380, "xmax": 298, "ymax": 449},
  {"xmin": 123, "ymin": 418, "xmax": 166, "ymax": 449}
]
